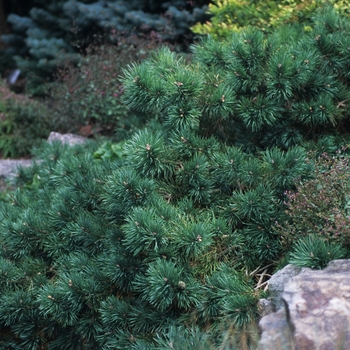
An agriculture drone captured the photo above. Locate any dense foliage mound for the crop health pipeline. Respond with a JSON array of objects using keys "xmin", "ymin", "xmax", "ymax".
[
  {"xmin": 123, "ymin": 6, "xmax": 350, "ymax": 151},
  {"xmin": 1, "ymin": 4, "xmax": 350, "ymax": 349}
]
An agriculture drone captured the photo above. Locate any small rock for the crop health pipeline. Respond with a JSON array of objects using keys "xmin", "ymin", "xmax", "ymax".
[
  {"xmin": 47, "ymin": 131, "xmax": 86, "ymax": 145},
  {"xmin": 267, "ymin": 263, "xmax": 302, "ymax": 312},
  {"xmin": 0, "ymin": 159, "xmax": 33, "ymax": 178},
  {"xmin": 0, "ymin": 132, "xmax": 87, "ymax": 190},
  {"xmin": 0, "ymin": 159, "xmax": 33, "ymax": 191},
  {"xmin": 257, "ymin": 298, "xmax": 274, "ymax": 317}
]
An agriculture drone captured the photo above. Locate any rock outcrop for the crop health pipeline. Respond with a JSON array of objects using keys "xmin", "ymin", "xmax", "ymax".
[{"xmin": 258, "ymin": 260, "xmax": 350, "ymax": 350}]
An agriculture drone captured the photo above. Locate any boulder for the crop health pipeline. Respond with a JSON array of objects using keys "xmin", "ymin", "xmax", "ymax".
[{"xmin": 258, "ymin": 260, "xmax": 350, "ymax": 350}]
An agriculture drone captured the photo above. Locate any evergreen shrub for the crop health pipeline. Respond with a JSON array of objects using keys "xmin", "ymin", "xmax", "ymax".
[
  {"xmin": 2, "ymin": 4, "xmax": 350, "ymax": 349},
  {"xmin": 191, "ymin": 0, "xmax": 350, "ymax": 39},
  {"xmin": 288, "ymin": 234, "xmax": 348, "ymax": 269},
  {"xmin": 122, "ymin": 6, "xmax": 350, "ymax": 151},
  {"xmin": 0, "ymin": 139, "xmax": 270, "ymax": 348}
]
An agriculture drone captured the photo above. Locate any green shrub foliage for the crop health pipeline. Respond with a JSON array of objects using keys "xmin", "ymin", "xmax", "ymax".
[
  {"xmin": 0, "ymin": 98, "xmax": 53, "ymax": 158},
  {"xmin": 0, "ymin": 138, "xmax": 277, "ymax": 348},
  {"xmin": 122, "ymin": 6, "xmax": 350, "ymax": 151},
  {"xmin": 288, "ymin": 234, "xmax": 348, "ymax": 269},
  {"xmin": 2, "ymin": 5, "xmax": 350, "ymax": 349},
  {"xmin": 191, "ymin": 0, "xmax": 350, "ymax": 39}
]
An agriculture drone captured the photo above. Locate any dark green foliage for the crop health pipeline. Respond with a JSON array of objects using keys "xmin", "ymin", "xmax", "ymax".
[
  {"xmin": 0, "ymin": 118, "xmax": 312, "ymax": 348},
  {"xmin": 122, "ymin": 6, "xmax": 350, "ymax": 150},
  {"xmin": 289, "ymin": 235, "xmax": 348, "ymax": 269},
  {"xmin": 3, "ymin": 5, "xmax": 350, "ymax": 348},
  {"xmin": 155, "ymin": 326, "xmax": 214, "ymax": 350}
]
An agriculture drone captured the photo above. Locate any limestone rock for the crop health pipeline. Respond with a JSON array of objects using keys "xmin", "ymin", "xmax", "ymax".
[
  {"xmin": 47, "ymin": 131, "xmax": 86, "ymax": 145},
  {"xmin": 258, "ymin": 260, "xmax": 350, "ymax": 350}
]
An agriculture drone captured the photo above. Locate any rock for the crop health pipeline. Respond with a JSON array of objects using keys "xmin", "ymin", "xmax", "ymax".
[
  {"xmin": 257, "ymin": 298, "xmax": 275, "ymax": 318},
  {"xmin": 0, "ymin": 132, "xmax": 87, "ymax": 190},
  {"xmin": 47, "ymin": 131, "xmax": 87, "ymax": 145},
  {"xmin": 267, "ymin": 264, "xmax": 302, "ymax": 312},
  {"xmin": 0, "ymin": 159, "xmax": 34, "ymax": 191},
  {"xmin": 258, "ymin": 306, "xmax": 294, "ymax": 350},
  {"xmin": 0, "ymin": 159, "xmax": 33, "ymax": 178},
  {"xmin": 258, "ymin": 260, "xmax": 350, "ymax": 350}
]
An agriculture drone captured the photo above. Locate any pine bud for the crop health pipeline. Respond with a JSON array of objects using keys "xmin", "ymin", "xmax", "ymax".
[{"xmin": 178, "ymin": 281, "xmax": 186, "ymax": 289}]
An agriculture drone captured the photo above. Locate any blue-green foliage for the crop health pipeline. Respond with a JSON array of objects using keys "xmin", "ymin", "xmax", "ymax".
[
  {"xmin": 289, "ymin": 235, "xmax": 348, "ymax": 269},
  {"xmin": 1, "ymin": 0, "xmax": 209, "ymax": 94},
  {"xmin": 0, "ymin": 116, "xmax": 310, "ymax": 347}
]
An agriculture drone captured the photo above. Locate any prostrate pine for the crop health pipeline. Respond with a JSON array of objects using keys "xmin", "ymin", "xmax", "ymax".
[{"xmin": 1, "ymin": 4, "xmax": 350, "ymax": 349}]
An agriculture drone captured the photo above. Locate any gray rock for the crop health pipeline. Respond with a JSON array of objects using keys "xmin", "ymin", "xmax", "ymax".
[
  {"xmin": 258, "ymin": 260, "xmax": 350, "ymax": 350},
  {"xmin": 257, "ymin": 298, "xmax": 275, "ymax": 318},
  {"xmin": 0, "ymin": 132, "xmax": 87, "ymax": 189},
  {"xmin": 258, "ymin": 306, "xmax": 294, "ymax": 350},
  {"xmin": 47, "ymin": 131, "xmax": 86, "ymax": 145},
  {"xmin": 0, "ymin": 159, "xmax": 33, "ymax": 178},
  {"xmin": 268, "ymin": 264, "xmax": 302, "ymax": 312},
  {"xmin": 0, "ymin": 159, "xmax": 34, "ymax": 191}
]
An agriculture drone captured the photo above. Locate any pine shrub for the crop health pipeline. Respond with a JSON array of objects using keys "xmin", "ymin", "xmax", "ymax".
[
  {"xmin": 288, "ymin": 234, "xmax": 348, "ymax": 269},
  {"xmin": 2, "ymin": 4, "xmax": 350, "ymax": 349},
  {"xmin": 122, "ymin": 6, "xmax": 350, "ymax": 151},
  {"xmin": 0, "ymin": 139, "xmax": 273, "ymax": 348}
]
